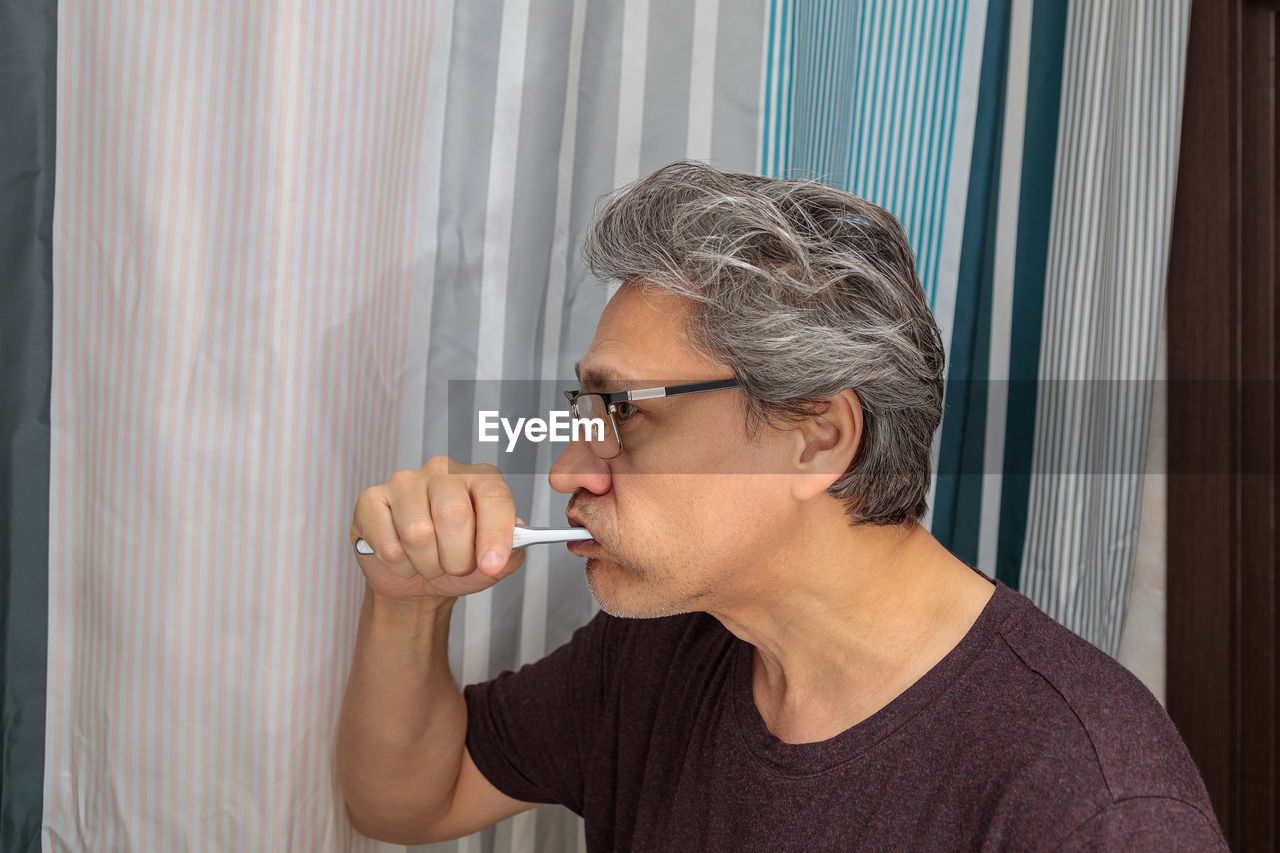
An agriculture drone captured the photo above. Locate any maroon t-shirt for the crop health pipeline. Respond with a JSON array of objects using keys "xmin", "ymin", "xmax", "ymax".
[{"xmin": 464, "ymin": 579, "xmax": 1225, "ymax": 850}]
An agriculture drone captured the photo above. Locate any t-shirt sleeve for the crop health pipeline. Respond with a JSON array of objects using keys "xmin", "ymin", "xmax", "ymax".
[
  {"xmin": 1059, "ymin": 797, "xmax": 1227, "ymax": 851},
  {"xmin": 463, "ymin": 609, "xmax": 615, "ymax": 815}
]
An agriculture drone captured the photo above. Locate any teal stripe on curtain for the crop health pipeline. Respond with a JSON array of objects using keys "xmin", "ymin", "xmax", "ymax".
[
  {"xmin": 0, "ymin": 0, "xmax": 55, "ymax": 849},
  {"xmin": 931, "ymin": 0, "xmax": 1009, "ymax": 566},
  {"xmin": 761, "ymin": 0, "xmax": 797, "ymax": 178},
  {"xmin": 995, "ymin": 0, "xmax": 1069, "ymax": 590},
  {"xmin": 762, "ymin": 0, "xmax": 974, "ymax": 315}
]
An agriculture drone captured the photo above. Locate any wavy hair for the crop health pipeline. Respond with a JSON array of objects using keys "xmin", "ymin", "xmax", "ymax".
[{"xmin": 583, "ymin": 161, "xmax": 945, "ymax": 525}]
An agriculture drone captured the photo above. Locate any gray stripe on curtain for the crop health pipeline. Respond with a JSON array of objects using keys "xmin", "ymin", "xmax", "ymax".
[
  {"xmin": 711, "ymin": 1, "xmax": 768, "ymax": 171},
  {"xmin": 1019, "ymin": 0, "xmax": 1189, "ymax": 655},
  {"xmin": 641, "ymin": 0, "xmax": 696, "ymax": 170},
  {"xmin": 0, "ymin": 0, "xmax": 54, "ymax": 849}
]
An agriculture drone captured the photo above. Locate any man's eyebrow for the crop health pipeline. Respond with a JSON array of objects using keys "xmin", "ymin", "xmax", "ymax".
[{"xmin": 573, "ymin": 360, "xmax": 633, "ymax": 391}]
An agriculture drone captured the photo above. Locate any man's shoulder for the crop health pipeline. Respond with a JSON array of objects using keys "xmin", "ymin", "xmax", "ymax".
[{"xmin": 985, "ymin": 584, "xmax": 1211, "ymax": 805}]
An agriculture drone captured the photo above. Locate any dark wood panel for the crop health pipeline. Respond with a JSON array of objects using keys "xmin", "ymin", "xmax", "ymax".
[
  {"xmin": 1167, "ymin": 0, "xmax": 1237, "ymax": 829},
  {"xmin": 1168, "ymin": 0, "xmax": 1278, "ymax": 850},
  {"xmin": 1236, "ymin": 4, "xmax": 1278, "ymax": 849}
]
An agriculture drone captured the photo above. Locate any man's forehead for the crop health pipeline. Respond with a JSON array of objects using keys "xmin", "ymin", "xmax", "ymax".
[
  {"xmin": 575, "ymin": 285, "xmax": 719, "ymax": 389},
  {"xmin": 574, "ymin": 353, "xmax": 687, "ymax": 390}
]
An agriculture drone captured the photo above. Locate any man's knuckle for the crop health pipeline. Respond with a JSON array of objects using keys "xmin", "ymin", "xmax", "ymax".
[
  {"xmin": 439, "ymin": 554, "xmax": 473, "ymax": 576},
  {"xmin": 434, "ymin": 498, "xmax": 473, "ymax": 527},
  {"xmin": 400, "ymin": 518, "xmax": 435, "ymax": 548},
  {"xmin": 475, "ymin": 484, "xmax": 512, "ymax": 504},
  {"xmin": 380, "ymin": 540, "xmax": 407, "ymax": 564},
  {"xmin": 388, "ymin": 469, "xmax": 419, "ymax": 487}
]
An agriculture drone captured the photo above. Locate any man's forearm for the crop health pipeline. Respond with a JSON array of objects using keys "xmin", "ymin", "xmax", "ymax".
[{"xmin": 337, "ymin": 587, "xmax": 465, "ymax": 838}]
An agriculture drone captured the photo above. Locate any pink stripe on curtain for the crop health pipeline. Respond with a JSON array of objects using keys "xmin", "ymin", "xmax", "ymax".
[{"xmin": 47, "ymin": 3, "xmax": 440, "ymax": 849}]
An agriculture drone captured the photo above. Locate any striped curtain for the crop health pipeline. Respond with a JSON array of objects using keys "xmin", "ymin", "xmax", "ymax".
[
  {"xmin": 0, "ymin": 1, "xmax": 1189, "ymax": 850},
  {"xmin": 925, "ymin": 0, "xmax": 1190, "ymax": 655}
]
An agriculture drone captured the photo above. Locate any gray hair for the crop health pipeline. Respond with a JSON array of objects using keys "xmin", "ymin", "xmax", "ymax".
[{"xmin": 582, "ymin": 161, "xmax": 945, "ymax": 525}]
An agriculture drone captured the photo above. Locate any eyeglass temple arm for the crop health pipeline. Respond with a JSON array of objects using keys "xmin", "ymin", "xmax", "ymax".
[{"xmin": 626, "ymin": 378, "xmax": 740, "ymax": 401}]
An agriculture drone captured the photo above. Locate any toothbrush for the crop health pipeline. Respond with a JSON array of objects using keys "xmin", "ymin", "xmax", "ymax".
[{"xmin": 354, "ymin": 525, "xmax": 593, "ymax": 556}]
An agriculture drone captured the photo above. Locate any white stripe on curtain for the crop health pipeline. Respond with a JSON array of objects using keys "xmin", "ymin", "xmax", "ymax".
[
  {"xmin": 615, "ymin": 0, "xmax": 650, "ymax": 186},
  {"xmin": 686, "ymin": 0, "xmax": 720, "ymax": 161},
  {"xmin": 455, "ymin": 8, "xmax": 532, "ymax": 853},
  {"xmin": 396, "ymin": 1, "xmax": 455, "ymax": 478},
  {"xmin": 46, "ymin": 2, "xmax": 445, "ymax": 850},
  {"xmin": 606, "ymin": 0, "xmax": 650, "ymax": 305},
  {"xmin": 1020, "ymin": 0, "xmax": 1191, "ymax": 654}
]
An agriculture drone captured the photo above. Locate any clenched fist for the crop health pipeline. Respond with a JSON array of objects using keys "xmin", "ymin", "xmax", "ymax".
[{"xmin": 350, "ymin": 456, "xmax": 525, "ymax": 603}]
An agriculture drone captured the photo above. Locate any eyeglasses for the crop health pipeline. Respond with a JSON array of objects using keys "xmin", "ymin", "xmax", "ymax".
[{"xmin": 563, "ymin": 378, "xmax": 741, "ymax": 458}]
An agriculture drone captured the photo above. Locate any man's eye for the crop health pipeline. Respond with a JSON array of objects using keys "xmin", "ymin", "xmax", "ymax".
[{"xmin": 612, "ymin": 402, "xmax": 640, "ymax": 422}]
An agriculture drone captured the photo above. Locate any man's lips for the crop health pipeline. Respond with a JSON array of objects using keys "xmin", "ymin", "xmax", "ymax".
[
  {"xmin": 565, "ymin": 511, "xmax": 600, "ymax": 549},
  {"xmin": 566, "ymin": 537, "xmax": 601, "ymax": 556}
]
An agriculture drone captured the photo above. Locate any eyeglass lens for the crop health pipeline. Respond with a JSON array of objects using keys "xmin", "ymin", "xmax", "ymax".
[{"xmin": 571, "ymin": 394, "xmax": 622, "ymax": 458}]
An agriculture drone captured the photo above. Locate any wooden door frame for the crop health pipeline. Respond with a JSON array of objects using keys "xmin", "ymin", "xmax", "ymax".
[{"xmin": 1166, "ymin": 0, "xmax": 1278, "ymax": 849}]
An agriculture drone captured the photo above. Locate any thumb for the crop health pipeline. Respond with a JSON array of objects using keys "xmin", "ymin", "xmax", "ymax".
[{"xmin": 494, "ymin": 546, "xmax": 526, "ymax": 580}]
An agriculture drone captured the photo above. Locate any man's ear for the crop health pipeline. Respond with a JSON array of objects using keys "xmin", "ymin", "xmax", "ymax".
[{"xmin": 791, "ymin": 389, "xmax": 862, "ymax": 499}]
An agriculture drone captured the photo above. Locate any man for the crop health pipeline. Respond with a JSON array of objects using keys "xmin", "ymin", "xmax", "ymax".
[{"xmin": 337, "ymin": 162, "xmax": 1225, "ymax": 850}]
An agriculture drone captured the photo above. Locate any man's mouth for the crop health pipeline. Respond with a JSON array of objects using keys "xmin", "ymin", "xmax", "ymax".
[
  {"xmin": 566, "ymin": 537, "xmax": 601, "ymax": 556},
  {"xmin": 565, "ymin": 509, "xmax": 601, "ymax": 551}
]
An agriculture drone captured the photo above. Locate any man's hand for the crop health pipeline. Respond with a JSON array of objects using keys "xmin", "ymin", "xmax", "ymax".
[{"xmin": 350, "ymin": 456, "xmax": 525, "ymax": 603}]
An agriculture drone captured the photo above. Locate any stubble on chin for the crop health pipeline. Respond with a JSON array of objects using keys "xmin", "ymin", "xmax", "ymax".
[
  {"xmin": 585, "ymin": 556, "xmax": 659, "ymax": 618},
  {"xmin": 583, "ymin": 554, "xmax": 708, "ymax": 620}
]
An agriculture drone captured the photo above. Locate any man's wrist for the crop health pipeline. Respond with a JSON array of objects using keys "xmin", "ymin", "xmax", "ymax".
[{"xmin": 365, "ymin": 586, "xmax": 457, "ymax": 636}]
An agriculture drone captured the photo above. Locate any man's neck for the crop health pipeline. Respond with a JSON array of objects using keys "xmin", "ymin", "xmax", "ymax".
[{"xmin": 705, "ymin": 505, "xmax": 996, "ymax": 744}]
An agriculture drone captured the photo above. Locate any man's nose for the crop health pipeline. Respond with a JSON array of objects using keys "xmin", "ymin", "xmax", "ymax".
[{"xmin": 549, "ymin": 437, "xmax": 612, "ymax": 496}]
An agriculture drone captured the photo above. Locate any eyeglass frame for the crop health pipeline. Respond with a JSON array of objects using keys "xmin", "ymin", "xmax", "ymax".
[{"xmin": 562, "ymin": 378, "xmax": 741, "ymax": 459}]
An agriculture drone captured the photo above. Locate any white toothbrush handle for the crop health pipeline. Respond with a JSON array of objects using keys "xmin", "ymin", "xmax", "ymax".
[
  {"xmin": 354, "ymin": 525, "xmax": 590, "ymax": 556},
  {"xmin": 511, "ymin": 525, "xmax": 594, "ymax": 549}
]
